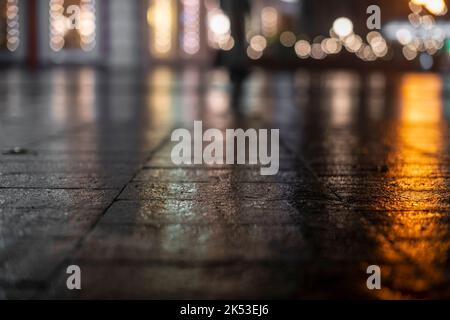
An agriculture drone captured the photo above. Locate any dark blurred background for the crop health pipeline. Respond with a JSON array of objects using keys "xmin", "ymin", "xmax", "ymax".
[{"xmin": 1, "ymin": 0, "xmax": 449, "ymax": 71}]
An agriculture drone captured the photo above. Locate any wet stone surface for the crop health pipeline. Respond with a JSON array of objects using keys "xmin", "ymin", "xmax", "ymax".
[{"xmin": 1, "ymin": 68, "xmax": 450, "ymax": 299}]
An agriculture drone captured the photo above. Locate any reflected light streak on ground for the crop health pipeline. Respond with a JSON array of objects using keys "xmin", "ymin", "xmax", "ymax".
[
  {"xmin": 147, "ymin": 67, "xmax": 174, "ymax": 129},
  {"xmin": 372, "ymin": 73, "xmax": 450, "ymax": 298},
  {"xmin": 77, "ymin": 68, "xmax": 96, "ymax": 122},
  {"xmin": 325, "ymin": 71, "xmax": 360, "ymax": 127},
  {"xmin": 147, "ymin": 0, "xmax": 176, "ymax": 58},
  {"xmin": 50, "ymin": 69, "xmax": 69, "ymax": 125}
]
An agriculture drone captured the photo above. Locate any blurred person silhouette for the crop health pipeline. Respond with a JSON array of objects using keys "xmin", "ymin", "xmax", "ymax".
[{"xmin": 216, "ymin": 0, "xmax": 251, "ymax": 115}]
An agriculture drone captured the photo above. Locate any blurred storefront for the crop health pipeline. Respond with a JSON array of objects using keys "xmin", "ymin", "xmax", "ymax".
[
  {"xmin": 1, "ymin": 0, "xmax": 450, "ymax": 70},
  {"xmin": 0, "ymin": 0, "xmax": 213, "ymax": 67}
]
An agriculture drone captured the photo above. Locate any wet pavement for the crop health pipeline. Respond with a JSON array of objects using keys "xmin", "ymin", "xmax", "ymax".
[{"xmin": 1, "ymin": 67, "xmax": 450, "ymax": 299}]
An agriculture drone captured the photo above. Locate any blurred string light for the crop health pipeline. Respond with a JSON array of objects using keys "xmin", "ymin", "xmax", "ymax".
[
  {"xmin": 294, "ymin": 40, "xmax": 311, "ymax": 58},
  {"xmin": 333, "ymin": 17, "xmax": 353, "ymax": 38},
  {"xmin": 383, "ymin": 1, "xmax": 447, "ymax": 61},
  {"xmin": 49, "ymin": 0, "xmax": 66, "ymax": 51},
  {"xmin": 387, "ymin": 21, "xmax": 446, "ymax": 58},
  {"xmin": 249, "ymin": 35, "xmax": 267, "ymax": 52},
  {"xmin": 311, "ymin": 42, "xmax": 326, "ymax": 59},
  {"xmin": 403, "ymin": 44, "xmax": 418, "ymax": 60},
  {"xmin": 419, "ymin": 52, "xmax": 434, "ymax": 69},
  {"xmin": 6, "ymin": 0, "xmax": 20, "ymax": 52},
  {"xmin": 367, "ymin": 31, "xmax": 388, "ymax": 57},
  {"xmin": 280, "ymin": 31, "xmax": 296, "ymax": 47},
  {"xmin": 147, "ymin": 0, "xmax": 176, "ymax": 58},
  {"xmin": 247, "ymin": 34, "xmax": 266, "ymax": 60},
  {"xmin": 293, "ymin": 16, "xmax": 389, "ymax": 61},
  {"xmin": 181, "ymin": 0, "xmax": 200, "ymax": 56},
  {"xmin": 291, "ymin": 2, "xmax": 446, "ymax": 63},
  {"xmin": 261, "ymin": 4, "xmax": 444, "ymax": 63},
  {"xmin": 79, "ymin": 0, "xmax": 96, "ymax": 51},
  {"xmin": 396, "ymin": 28, "xmax": 413, "ymax": 45},
  {"xmin": 209, "ymin": 11, "xmax": 230, "ymax": 35},
  {"xmin": 211, "ymin": 2, "xmax": 445, "ymax": 64},
  {"xmin": 207, "ymin": 3, "xmax": 233, "ymax": 51},
  {"xmin": 247, "ymin": 46, "xmax": 263, "ymax": 60},
  {"xmin": 342, "ymin": 34, "xmax": 363, "ymax": 52},
  {"xmin": 49, "ymin": 0, "xmax": 96, "ymax": 52},
  {"xmin": 244, "ymin": 6, "xmax": 279, "ymax": 60},
  {"xmin": 321, "ymin": 37, "xmax": 342, "ymax": 54}
]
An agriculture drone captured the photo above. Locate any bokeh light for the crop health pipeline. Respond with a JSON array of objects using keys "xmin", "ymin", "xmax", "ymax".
[{"xmin": 333, "ymin": 17, "xmax": 353, "ymax": 38}]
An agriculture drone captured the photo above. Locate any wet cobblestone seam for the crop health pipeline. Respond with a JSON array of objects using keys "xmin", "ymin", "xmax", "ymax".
[{"xmin": 33, "ymin": 131, "xmax": 174, "ymax": 299}]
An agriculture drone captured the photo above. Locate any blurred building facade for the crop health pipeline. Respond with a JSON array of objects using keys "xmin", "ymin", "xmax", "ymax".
[
  {"xmin": 0, "ymin": 0, "xmax": 449, "ymax": 69},
  {"xmin": 0, "ymin": 0, "xmax": 213, "ymax": 67}
]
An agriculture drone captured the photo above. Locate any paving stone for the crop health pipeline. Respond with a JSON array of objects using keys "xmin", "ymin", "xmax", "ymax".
[
  {"xmin": 73, "ymin": 223, "xmax": 307, "ymax": 262},
  {"xmin": 3, "ymin": 68, "xmax": 450, "ymax": 299},
  {"xmin": 134, "ymin": 168, "xmax": 314, "ymax": 183},
  {"xmin": 144, "ymin": 157, "xmax": 302, "ymax": 171},
  {"xmin": 118, "ymin": 182, "xmax": 334, "ymax": 201},
  {"xmin": 0, "ymin": 161, "xmax": 140, "ymax": 174},
  {"xmin": 98, "ymin": 199, "xmax": 302, "ymax": 225},
  {"xmin": 46, "ymin": 263, "xmax": 303, "ymax": 299},
  {"xmin": 0, "ymin": 151, "xmax": 145, "ymax": 162},
  {"xmin": 0, "ymin": 173, "xmax": 131, "ymax": 189},
  {"xmin": 0, "ymin": 237, "xmax": 79, "ymax": 285},
  {"xmin": 0, "ymin": 287, "xmax": 38, "ymax": 299},
  {"xmin": 0, "ymin": 208, "xmax": 104, "ymax": 238},
  {"xmin": 0, "ymin": 189, "xmax": 118, "ymax": 209}
]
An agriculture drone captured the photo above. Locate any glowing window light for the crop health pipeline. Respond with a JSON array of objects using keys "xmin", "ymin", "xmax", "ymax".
[
  {"xmin": 6, "ymin": 0, "xmax": 20, "ymax": 52},
  {"xmin": 261, "ymin": 6, "xmax": 278, "ymax": 38},
  {"xmin": 181, "ymin": 0, "xmax": 200, "ymax": 56},
  {"xmin": 332, "ymin": 17, "xmax": 353, "ymax": 38},
  {"xmin": 147, "ymin": 0, "xmax": 176, "ymax": 58}
]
